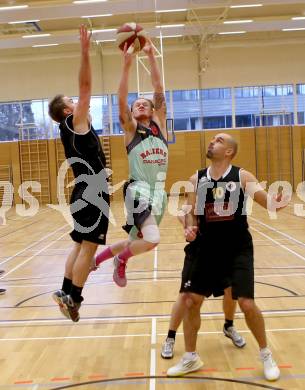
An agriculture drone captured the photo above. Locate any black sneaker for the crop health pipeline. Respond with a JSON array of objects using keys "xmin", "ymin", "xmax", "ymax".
[
  {"xmin": 0, "ymin": 270, "xmax": 5, "ymax": 276},
  {"xmin": 52, "ymin": 290, "xmax": 69, "ymax": 318},
  {"xmin": 0, "ymin": 288, "xmax": 6, "ymax": 295},
  {"xmin": 62, "ymin": 294, "xmax": 81, "ymax": 322}
]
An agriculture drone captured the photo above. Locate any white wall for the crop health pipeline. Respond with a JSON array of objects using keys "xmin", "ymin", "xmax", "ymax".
[{"xmin": 1, "ymin": 40, "xmax": 305, "ymax": 102}]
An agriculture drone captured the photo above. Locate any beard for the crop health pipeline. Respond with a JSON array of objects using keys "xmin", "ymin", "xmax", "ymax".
[{"xmin": 206, "ymin": 149, "xmax": 213, "ymax": 159}]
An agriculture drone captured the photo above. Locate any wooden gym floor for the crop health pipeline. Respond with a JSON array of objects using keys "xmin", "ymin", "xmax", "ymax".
[{"xmin": 0, "ymin": 196, "xmax": 305, "ymax": 390}]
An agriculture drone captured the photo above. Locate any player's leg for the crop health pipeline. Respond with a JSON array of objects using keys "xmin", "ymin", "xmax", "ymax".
[
  {"xmin": 62, "ymin": 240, "xmax": 98, "ymax": 322},
  {"xmin": 222, "ymin": 287, "xmax": 246, "ymax": 348},
  {"xmin": 113, "ymin": 214, "xmax": 160, "ymax": 287}
]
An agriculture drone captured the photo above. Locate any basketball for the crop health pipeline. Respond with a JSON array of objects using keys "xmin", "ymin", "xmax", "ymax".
[{"xmin": 116, "ymin": 22, "xmax": 147, "ymax": 53}]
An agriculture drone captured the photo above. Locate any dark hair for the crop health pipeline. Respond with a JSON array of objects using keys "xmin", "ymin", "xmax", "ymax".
[
  {"xmin": 130, "ymin": 97, "xmax": 154, "ymax": 112},
  {"xmin": 48, "ymin": 94, "xmax": 67, "ymax": 123}
]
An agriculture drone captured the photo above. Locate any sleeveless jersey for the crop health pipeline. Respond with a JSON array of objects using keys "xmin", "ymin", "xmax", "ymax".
[
  {"xmin": 196, "ymin": 165, "xmax": 249, "ymax": 242},
  {"xmin": 59, "ymin": 114, "xmax": 106, "ymax": 177},
  {"xmin": 126, "ymin": 120, "xmax": 168, "ymax": 187}
]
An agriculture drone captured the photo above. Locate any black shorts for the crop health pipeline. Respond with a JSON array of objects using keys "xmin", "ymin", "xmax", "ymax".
[
  {"xmin": 225, "ymin": 239, "xmax": 254, "ymax": 300},
  {"xmin": 180, "ymin": 234, "xmax": 254, "ymax": 299},
  {"xmin": 69, "ymin": 185, "xmax": 110, "ymax": 245}
]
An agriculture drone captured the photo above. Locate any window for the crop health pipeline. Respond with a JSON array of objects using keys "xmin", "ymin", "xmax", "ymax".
[
  {"xmin": 20, "ymin": 100, "xmax": 50, "ymax": 140},
  {"xmin": 297, "ymin": 84, "xmax": 305, "ymax": 124},
  {"xmin": 235, "ymin": 85, "xmax": 294, "ymax": 127},
  {"xmin": 90, "ymin": 96, "xmax": 107, "ymax": 135},
  {"xmin": 173, "ymin": 89, "xmax": 202, "ymax": 130},
  {"xmin": 201, "ymin": 88, "xmax": 232, "ymax": 129},
  {"xmin": 0, "ymin": 102, "xmax": 21, "ymax": 141}
]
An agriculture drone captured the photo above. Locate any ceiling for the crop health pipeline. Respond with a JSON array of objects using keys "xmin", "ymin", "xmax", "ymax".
[{"xmin": 1, "ymin": 0, "xmax": 305, "ymax": 52}]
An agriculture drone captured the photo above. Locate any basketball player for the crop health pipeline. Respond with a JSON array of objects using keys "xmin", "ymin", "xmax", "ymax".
[
  {"xmin": 161, "ymin": 205, "xmax": 245, "ymax": 359},
  {"xmin": 93, "ymin": 37, "xmax": 168, "ymax": 287},
  {"xmin": 167, "ymin": 133, "xmax": 286, "ymax": 381},
  {"xmin": 48, "ymin": 25, "xmax": 109, "ymax": 322}
]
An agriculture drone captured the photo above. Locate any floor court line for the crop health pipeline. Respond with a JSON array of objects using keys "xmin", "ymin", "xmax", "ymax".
[
  {"xmin": 1, "ymin": 230, "xmax": 69, "ymax": 279},
  {"xmin": 1, "ymin": 271, "xmax": 305, "ymax": 289},
  {"xmin": 0, "ymin": 224, "xmax": 68, "ymax": 269},
  {"xmin": 250, "ymin": 216, "xmax": 305, "ymax": 248},
  {"xmin": 250, "ymin": 226, "xmax": 305, "ymax": 263},
  {"xmin": 1, "ymin": 308, "xmax": 305, "ymax": 326},
  {"xmin": 1, "ymin": 326, "xmax": 305, "ymax": 342}
]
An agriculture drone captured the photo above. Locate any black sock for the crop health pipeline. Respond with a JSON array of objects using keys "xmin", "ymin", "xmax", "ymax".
[
  {"xmin": 61, "ymin": 277, "xmax": 72, "ymax": 294},
  {"xmin": 224, "ymin": 319, "xmax": 233, "ymax": 330},
  {"xmin": 70, "ymin": 284, "xmax": 84, "ymax": 303},
  {"xmin": 167, "ymin": 330, "xmax": 176, "ymax": 340}
]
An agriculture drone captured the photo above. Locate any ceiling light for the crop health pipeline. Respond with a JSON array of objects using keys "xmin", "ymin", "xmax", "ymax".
[
  {"xmin": 224, "ymin": 20, "xmax": 253, "ymax": 24},
  {"xmin": 157, "ymin": 35, "xmax": 183, "ymax": 38},
  {"xmin": 156, "ymin": 24, "xmax": 185, "ymax": 28},
  {"xmin": 81, "ymin": 14, "xmax": 112, "ymax": 18},
  {"xmin": 282, "ymin": 27, "xmax": 305, "ymax": 31},
  {"xmin": 155, "ymin": 9, "xmax": 187, "ymax": 13},
  {"xmin": 92, "ymin": 28, "xmax": 116, "ymax": 33},
  {"xmin": 74, "ymin": 0, "xmax": 108, "ymax": 3},
  {"xmin": 0, "ymin": 5, "xmax": 28, "ymax": 11},
  {"xmin": 22, "ymin": 33, "xmax": 51, "ymax": 38},
  {"xmin": 33, "ymin": 44, "xmax": 59, "ymax": 48},
  {"xmin": 218, "ymin": 31, "xmax": 246, "ymax": 35},
  {"xmin": 96, "ymin": 39, "xmax": 116, "ymax": 42},
  {"xmin": 9, "ymin": 20, "xmax": 40, "ymax": 24},
  {"xmin": 292, "ymin": 17, "xmax": 305, "ymax": 20},
  {"xmin": 230, "ymin": 4, "xmax": 262, "ymax": 8}
]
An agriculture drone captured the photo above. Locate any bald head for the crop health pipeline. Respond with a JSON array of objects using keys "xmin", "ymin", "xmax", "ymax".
[
  {"xmin": 206, "ymin": 133, "xmax": 238, "ymax": 161},
  {"xmin": 225, "ymin": 134, "xmax": 238, "ymax": 159}
]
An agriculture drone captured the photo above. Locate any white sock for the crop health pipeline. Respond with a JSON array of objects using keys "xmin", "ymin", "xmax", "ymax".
[
  {"xmin": 183, "ymin": 352, "xmax": 198, "ymax": 361},
  {"xmin": 260, "ymin": 347, "xmax": 271, "ymax": 357}
]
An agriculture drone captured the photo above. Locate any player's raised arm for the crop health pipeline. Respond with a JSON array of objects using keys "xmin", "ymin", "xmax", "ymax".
[
  {"xmin": 142, "ymin": 38, "xmax": 167, "ymax": 140},
  {"xmin": 118, "ymin": 43, "xmax": 137, "ymax": 134},
  {"xmin": 73, "ymin": 25, "xmax": 92, "ymax": 134}
]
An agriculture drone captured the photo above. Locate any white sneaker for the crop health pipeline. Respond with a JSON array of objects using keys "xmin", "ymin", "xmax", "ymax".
[
  {"xmin": 223, "ymin": 325, "xmax": 246, "ymax": 348},
  {"xmin": 260, "ymin": 349, "xmax": 280, "ymax": 381},
  {"xmin": 167, "ymin": 354, "xmax": 204, "ymax": 376},
  {"xmin": 161, "ymin": 338, "xmax": 175, "ymax": 359}
]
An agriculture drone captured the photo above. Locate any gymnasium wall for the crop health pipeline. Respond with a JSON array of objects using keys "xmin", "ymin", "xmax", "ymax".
[
  {"xmin": 0, "ymin": 127, "xmax": 304, "ymax": 205},
  {"xmin": 1, "ymin": 42, "xmax": 305, "ymax": 101}
]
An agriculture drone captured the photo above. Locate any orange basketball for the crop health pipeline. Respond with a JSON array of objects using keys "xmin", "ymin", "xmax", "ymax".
[{"xmin": 116, "ymin": 22, "xmax": 147, "ymax": 53}]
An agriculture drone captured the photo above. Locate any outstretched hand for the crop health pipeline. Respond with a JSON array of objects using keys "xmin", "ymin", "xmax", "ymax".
[
  {"xmin": 142, "ymin": 37, "xmax": 154, "ymax": 56},
  {"xmin": 80, "ymin": 24, "xmax": 92, "ymax": 54},
  {"xmin": 122, "ymin": 42, "xmax": 135, "ymax": 67}
]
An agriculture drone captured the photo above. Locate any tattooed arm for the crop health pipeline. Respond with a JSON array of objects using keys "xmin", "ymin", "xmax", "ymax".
[
  {"xmin": 142, "ymin": 38, "xmax": 167, "ymax": 139},
  {"xmin": 118, "ymin": 43, "xmax": 137, "ymax": 138}
]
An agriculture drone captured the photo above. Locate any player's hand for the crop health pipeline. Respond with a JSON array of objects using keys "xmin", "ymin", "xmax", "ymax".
[
  {"xmin": 184, "ymin": 226, "xmax": 198, "ymax": 242},
  {"xmin": 268, "ymin": 187, "xmax": 290, "ymax": 212},
  {"xmin": 80, "ymin": 24, "xmax": 92, "ymax": 54},
  {"xmin": 122, "ymin": 42, "xmax": 135, "ymax": 67},
  {"xmin": 142, "ymin": 37, "xmax": 154, "ymax": 56}
]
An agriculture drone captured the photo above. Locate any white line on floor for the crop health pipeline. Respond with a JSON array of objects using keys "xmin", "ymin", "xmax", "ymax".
[
  {"xmin": 251, "ymin": 226, "xmax": 305, "ymax": 262},
  {"xmin": 153, "ymin": 246, "xmax": 158, "ymax": 281},
  {"xmin": 1, "ymin": 230, "xmax": 68, "ymax": 278},
  {"xmin": 149, "ymin": 348, "xmax": 156, "ymax": 390},
  {"xmin": 0, "ymin": 224, "xmax": 68, "ymax": 269}
]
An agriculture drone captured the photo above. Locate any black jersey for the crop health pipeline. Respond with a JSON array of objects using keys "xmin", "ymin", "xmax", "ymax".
[
  {"xmin": 196, "ymin": 165, "xmax": 249, "ymax": 242},
  {"xmin": 59, "ymin": 114, "xmax": 106, "ymax": 177}
]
